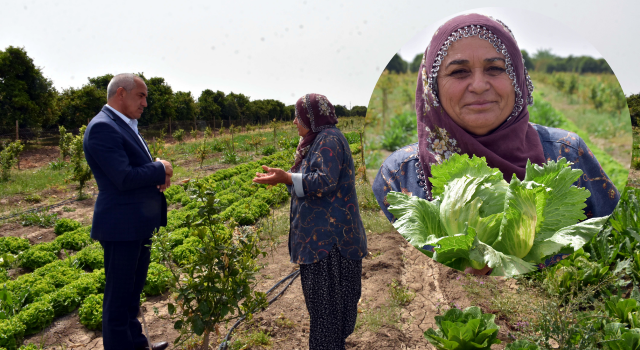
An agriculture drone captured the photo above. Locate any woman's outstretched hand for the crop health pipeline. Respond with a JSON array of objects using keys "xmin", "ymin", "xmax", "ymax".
[{"xmin": 252, "ymin": 165, "xmax": 293, "ymax": 186}]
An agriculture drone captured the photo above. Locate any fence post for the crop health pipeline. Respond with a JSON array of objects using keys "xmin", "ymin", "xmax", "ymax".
[{"xmin": 15, "ymin": 120, "xmax": 20, "ymax": 170}]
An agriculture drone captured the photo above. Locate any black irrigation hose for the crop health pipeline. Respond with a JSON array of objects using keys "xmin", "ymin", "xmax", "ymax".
[
  {"xmin": 0, "ymin": 191, "xmax": 98, "ymax": 221},
  {"xmin": 218, "ymin": 269, "xmax": 301, "ymax": 350}
]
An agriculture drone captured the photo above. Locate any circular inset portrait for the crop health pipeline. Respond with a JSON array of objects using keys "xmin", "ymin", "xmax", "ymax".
[{"xmin": 367, "ymin": 8, "xmax": 634, "ymax": 279}]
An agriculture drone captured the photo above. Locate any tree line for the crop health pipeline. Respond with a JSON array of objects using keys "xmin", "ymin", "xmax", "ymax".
[
  {"xmin": 0, "ymin": 46, "xmax": 367, "ymax": 133},
  {"xmin": 385, "ymin": 49, "xmax": 614, "ymax": 75}
]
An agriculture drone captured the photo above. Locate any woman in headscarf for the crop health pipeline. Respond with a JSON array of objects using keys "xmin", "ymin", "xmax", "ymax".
[
  {"xmin": 372, "ymin": 14, "xmax": 620, "ymax": 274},
  {"xmin": 253, "ymin": 93, "xmax": 367, "ymax": 350}
]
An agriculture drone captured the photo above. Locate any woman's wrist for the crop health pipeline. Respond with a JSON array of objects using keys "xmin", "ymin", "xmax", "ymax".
[{"xmin": 285, "ymin": 172, "xmax": 293, "ymax": 185}]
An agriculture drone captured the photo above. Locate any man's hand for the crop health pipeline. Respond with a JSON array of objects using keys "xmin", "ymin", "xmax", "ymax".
[
  {"xmin": 158, "ymin": 175, "xmax": 171, "ymax": 192},
  {"xmin": 252, "ymin": 165, "xmax": 292, "ymax": 186},
  {"xmin": 158, "ymin": 159, "xmax": 173, "ymax": 177},
  {"xmin": 157, "ymin": 158, "xmax": 173, "ymax": 192}
]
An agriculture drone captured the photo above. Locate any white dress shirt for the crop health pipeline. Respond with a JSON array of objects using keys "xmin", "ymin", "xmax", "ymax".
[{"xmin": 105, "ymin": 104, "xmax": 164, "ymax": 170}]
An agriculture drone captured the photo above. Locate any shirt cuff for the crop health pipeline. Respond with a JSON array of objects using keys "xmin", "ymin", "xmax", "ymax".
[{"xmin": 291, "ymin": 173, "xmax": 305, "ymax": 198}]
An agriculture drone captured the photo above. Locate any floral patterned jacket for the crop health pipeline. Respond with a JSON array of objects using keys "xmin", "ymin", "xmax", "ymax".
[
  {"xmin": 287, "ymin": 128, "xmax": 368, "ymax": 264},
  {"xmin": 372, "ymin": 124, "xmax": 620, "ymax": 268}
]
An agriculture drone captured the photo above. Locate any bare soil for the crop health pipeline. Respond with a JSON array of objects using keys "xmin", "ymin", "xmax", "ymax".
[{"xmin": 15, "ymin": 221, "xmax": 514, "ymax": 350}]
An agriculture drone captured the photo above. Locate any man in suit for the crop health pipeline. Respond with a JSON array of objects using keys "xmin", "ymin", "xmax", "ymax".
[{"xmin": 84, "ymin": 73, "xmax": 171, "ymax": 350}]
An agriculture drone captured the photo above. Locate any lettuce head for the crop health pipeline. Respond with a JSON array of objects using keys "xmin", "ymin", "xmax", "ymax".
[{"xmin": 387, "ymin": 154, "xmax": 609, "ymax": 277}]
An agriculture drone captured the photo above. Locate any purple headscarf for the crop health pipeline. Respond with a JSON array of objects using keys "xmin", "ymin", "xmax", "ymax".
[
  {"xmin": 416, "ymin": 14, "xmax": 545, "ymax": 199},
  {"xmin": 290, "ymin": 93, "xmax": 338, "ymax": 173}
]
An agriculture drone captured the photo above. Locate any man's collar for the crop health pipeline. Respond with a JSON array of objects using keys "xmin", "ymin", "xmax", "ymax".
[{"xmin": 105, "ymin": 104, "xmax": 137, "ymax": 127}]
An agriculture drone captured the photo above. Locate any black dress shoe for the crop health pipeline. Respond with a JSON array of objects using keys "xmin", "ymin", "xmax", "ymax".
[{"xmin": 136, "ymin": 341, "xmax": 169, "ymax": 350}]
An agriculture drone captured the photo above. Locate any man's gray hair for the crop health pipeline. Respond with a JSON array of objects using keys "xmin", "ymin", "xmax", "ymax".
[{"xmin": 107, "ymin": 73, "xmax": 142, "ymax": 100}]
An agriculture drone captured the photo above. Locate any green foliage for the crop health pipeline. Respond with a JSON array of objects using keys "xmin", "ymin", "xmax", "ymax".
[
  {"xmin": 410, "ymin": 53, "xmax": 424, "ymax": 73},
  {"xmin": 143, "ymin": 262, "xmax": 172, "ymax": 296},
  {"xmin": 0, "ymin": 237, "xmax": 30, "ymax": 255},
  {"xmin": 79, "ymin": 294, "xmax": 103, "ymax": 330},
  {"xmin": 152, "ymin": 182, "xmax": 268, "ymax": 348},
  {"xmin": 19, "ymin": 209, "xmax": 57, "ymax": 228},
  {"xmin": 423, "ymin": 306, "xmax": 501, "ymax": 350},
  {"xmin": 72, "ymin": 242, "xmax": 104, "ymax": 270},
  {"xmin": 277, "ymin": 135, "xmax": 298, "ymax": 150},
  {"xmin": 504, "ymin": 340, "xmax": 540, "ymax": 350},
  {"xmin": 388, "ymin": 279, "xmax": 415, "ymax": 306},
  {"xmin": 260, "ymin": 145, "xmax": 276, "ymax": 156},
  {"xmin": 173, "ymin": 129, "xmax": 186, "ymax": 143},
  {"xmin": 174, "ymin": 91, "xmax": 197, "ymax": 122},
  {"xmin": 190, "ymin": 128, "xmax": 198, "ymax": 140},
  {"xmin": 0, "ymin": 46, "xmax": 58, "ymax": 133},
  {"xmin": 385, "ymin": 53, "xmax": 408, "ymax": 74},
  {"xmin": 195, "ymin": 140, "xmax": 209, "ymax": 168},
  {"xmin": 543, "ymin": 249, "xmax": 613, "ymax": 296},
  {"xmin": 0, "ymin": 318, "xmax": 26, "ymax": 350},
  {"xmin": 56, "ymin": 229, "xmax": 92, "ymax": 252},
  {"xmin": 221, "ymin": 149, "xmax": 240, "ymax": 164},
  {"xmin": 138, "ymin": 75, "xmax": 175, "ymax": 126},
  {"xmin": 69, "ymin": 125, "xmax": 93, "ymax": 199},
  {"xmin": 33, "ymin": 260, "xmax": 79, "ymax": 287},
  {"xmin": 15, "ymin": 299, "xmax": 54, "ymax": 335},
  {"xmin": 380, "ymin": 112, "xmax": 417, "ymax": 151},
  {"xmin": 53, "ymin": 218, "xmax": 82, "ymax": 235},
  {"xmin": 18, "ymin": 249, "xmax": 58, "ymax": 270},
  {"xmin": 23, "ymin": 194, "xmax": 41, "ymax": 204},
  {"xmin": 0, "ymin": 141, "xmax": 24, "ymax": 182},
  {"xmin": 0, "ymin": 285, "xmax": 26, "ymax": 320},
  {"xmin": 56, "ymin": 84, "xmax": 105, "ymax": 129},
  {"xmin": 529, "ymin": 98, "xmax": 565, "ymax": 128}
]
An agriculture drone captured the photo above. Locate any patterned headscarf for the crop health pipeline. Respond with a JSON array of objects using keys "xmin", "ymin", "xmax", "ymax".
[
  {"xmin": 290, "ymin": 93, "xmax": 338, "ymax": 173},
  {"xmin": 416, "ymin": 13, "xmax": 545, "ymax": 199}
]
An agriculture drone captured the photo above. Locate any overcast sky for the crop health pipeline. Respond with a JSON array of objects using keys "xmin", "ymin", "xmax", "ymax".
[{"xmin": 1, "ymin": 0, "xmax": 638, "ymax": 107}]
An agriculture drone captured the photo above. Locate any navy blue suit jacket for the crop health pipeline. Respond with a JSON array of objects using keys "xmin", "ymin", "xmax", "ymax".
[{"xmin": 84, "ymin": 106, "xmax": 167, "ymax": 241}]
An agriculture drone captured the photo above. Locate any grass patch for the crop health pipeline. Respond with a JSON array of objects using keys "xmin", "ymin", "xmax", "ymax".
[
  {"xmin": 355, "ymin": 279, "xmax": 414, "ymax": 333},
  {"xmin": 355, "ymin": 302, "xmax": 402, "ymax": 333},
  {"xmin": 0, "ymin": 167, "xmax": 71, "ymax": 198},
  {"xmin": 230, "ymin": 329, "xmax": 273, "ymax": 350}
]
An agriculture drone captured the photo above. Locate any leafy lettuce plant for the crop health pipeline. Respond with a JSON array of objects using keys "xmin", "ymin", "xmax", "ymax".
[
  {"xmin": 424, "ymin": 306, "xmax": 501, "ymax": 350},
  {"xmin": 387, "ymin": 154, "xmax": 609, "ymax": 277}
]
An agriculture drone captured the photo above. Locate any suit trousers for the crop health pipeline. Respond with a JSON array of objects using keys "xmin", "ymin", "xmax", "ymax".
[{"xmin": 100, "ymin": 238, "xmax": 151, "ymax": 350}]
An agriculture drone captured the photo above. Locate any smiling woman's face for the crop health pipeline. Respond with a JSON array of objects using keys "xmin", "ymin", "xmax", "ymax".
[{"xmin": 436, "ymin": 36, "xmax": 515, "ymax": 136}]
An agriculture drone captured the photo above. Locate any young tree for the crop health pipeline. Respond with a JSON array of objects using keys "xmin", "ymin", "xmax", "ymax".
[
  {"xmin": 58, "ymin": 126, "xmax": 74, "ymax": 162},
  {"xmin": 69, "ymin": 126, "xmax": 93, "ymax": 199},
  {"xmin": 0, "ymin": 140, "xmax": 24, "ymax": 182},
  {"xmin": 152, "ymin": 183, "xmax": 267, "ymax": 350}
]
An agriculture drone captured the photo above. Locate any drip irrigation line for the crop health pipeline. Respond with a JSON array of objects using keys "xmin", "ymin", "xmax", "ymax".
[
  {"xmin": 219, "ymin": 269, "xmax": 301, "ymax": 350},
  {"xmin": 0, "ymin": 191, "xmax": 98, "ymax": 221}
]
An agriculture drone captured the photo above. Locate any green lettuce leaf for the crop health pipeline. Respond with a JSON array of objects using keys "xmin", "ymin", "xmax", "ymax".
[
  {"xmin": 387, "ymin": 192, "xmax": 447, "ymax": 247},
  {"xmin": 469, "ymin": 239, "xmax": 538, "ymax": 277},
  {"xmin": 524, "ymin": 158, "xmax": 590, "ymax": 240},
  {"xmin": 430, "ymin": 154, "xmax": 508, "ymax": 217},
  {"xmin": 491, "ymin": 177, "xmax": 541, "ymax": 259},
  {"xmin": 522, "ymin": 215, "xmax": 610, "ymax": 263}
]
